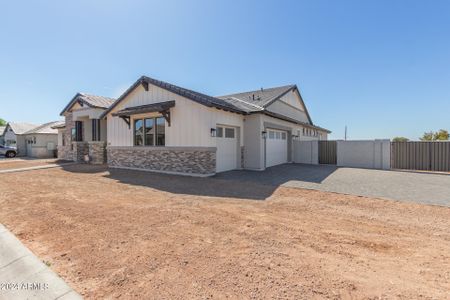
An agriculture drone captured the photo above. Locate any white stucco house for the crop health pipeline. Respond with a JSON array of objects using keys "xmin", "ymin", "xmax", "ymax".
[
  {"xmin": 3, "ymin": 121, "xmax": 62, "ymax": 157},
  {"xmin": 58, "ymin": 76, "xmax": 330, "ymax": 175},
  {"xmin": 3, "ymin": 122, "xmax": 38, "ymax": 156}
]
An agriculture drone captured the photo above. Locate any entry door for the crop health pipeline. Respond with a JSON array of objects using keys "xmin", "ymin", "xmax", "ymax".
[
  {"xmin": 266, "ymin": 129, "xmax": 288, "ymax": 167},
  {"xmin": 216, "ymin": 126, "xmax": 238, "ymax": 173}
]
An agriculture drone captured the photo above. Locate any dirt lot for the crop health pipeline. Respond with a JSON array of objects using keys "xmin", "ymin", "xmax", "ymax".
[
  {"xmin": 1, "ymin": 164, "xmax": 449, "ymax": 299},
  {"xmin": 0, "ymin": 158, "xmax": 63, "ymax": 170}
]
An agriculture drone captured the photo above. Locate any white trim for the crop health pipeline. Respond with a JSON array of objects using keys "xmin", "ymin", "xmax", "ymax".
[{"xmin": 108, "ymin": 165, "xmax": 215, "ymax": 177}]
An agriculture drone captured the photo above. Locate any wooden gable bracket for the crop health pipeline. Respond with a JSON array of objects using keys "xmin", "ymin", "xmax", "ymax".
[
  {"xmin": 141, "ymin": 81, "xmax": 149, "ymax": 91},
  {"xmin": 160, "ymin": 110, "xmax": 171, "ymax": 127},
  {"xmin": 120, "ymin": 116, "xmax": 131, "ymax": 129}
]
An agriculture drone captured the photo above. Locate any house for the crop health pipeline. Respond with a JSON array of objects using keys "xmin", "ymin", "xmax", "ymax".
[
  {"xmin": 58, "ymin": 93, "xmax": 115, "ymax": 163},
  {"xmin": 3, "ymin": 122, "xmax": 38, "ymax": 156},
  {"xmin": 58, "ymin": 76, "xmax": 330, "ymax": 176},
  {"xmin": 0, "ymin": 126, "xmax": 5, "ymax": 145},
  {"xmin": 23, "ymin": 121, "xmax": 63, "ymax": 158}
]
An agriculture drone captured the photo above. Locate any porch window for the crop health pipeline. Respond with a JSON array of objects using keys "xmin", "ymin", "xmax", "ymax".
[
  {"xmin": 72, "ymin": 121, "xmax": 83, "ymax": 142},
  {"xmin": 92, "ymin": 119, "xmax": 101, "ymax": 141},
  {"xmin": 134, "ymin": 117, "xmax": 165, "ymax": 146}
]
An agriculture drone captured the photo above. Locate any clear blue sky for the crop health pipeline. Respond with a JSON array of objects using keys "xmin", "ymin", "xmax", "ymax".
[{"xmin": 1, "ymin": 0, "xmax": 449, "ymax": 140}]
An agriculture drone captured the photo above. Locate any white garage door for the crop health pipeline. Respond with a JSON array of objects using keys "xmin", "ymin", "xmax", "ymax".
[
  {"xmin": 266, "ymin": 129, "xmax": 288, "ymax": 167},
  {"xmin": 216, "ymin": 126, "xmax": 238, "ymax": 173}
]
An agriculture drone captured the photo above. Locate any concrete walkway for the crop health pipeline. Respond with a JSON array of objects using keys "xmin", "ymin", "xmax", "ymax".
[
  {"xmin": 0, "ymin": 224, "xmax": 82, "ymax": 300},
  {"xmin": 0, "ymin": 163, "xmax": 76, "ymax": 174}
]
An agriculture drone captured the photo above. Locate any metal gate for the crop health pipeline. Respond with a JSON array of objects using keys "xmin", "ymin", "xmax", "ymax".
[
  {"xmin": 391, "ymin": 141, "xmax": 450, "ymax": 172},
  {"xmin": 319, "ymin": 141, "xmax": 337, "ymax": 165}
]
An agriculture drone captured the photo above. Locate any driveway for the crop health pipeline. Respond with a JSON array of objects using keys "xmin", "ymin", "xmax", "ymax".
[{"xmin": 216, "ymin": 164, "xmax": 450, "ymax": 207}]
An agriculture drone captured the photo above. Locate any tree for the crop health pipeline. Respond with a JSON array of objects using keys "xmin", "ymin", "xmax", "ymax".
[
  {"xmin": 434, "ymin": 129, "xmax": 449, "ymax": 141},
  {"xmin": 420, "ymin": 130, "xmax": 449, "ymax": 141},
  {"xmin": 392, "ymin": 137, "xmax": 409, "ymax": 142},
  {"xmin": 420, "ymin": 131, "xmax": 434, "ymax": 141},
  {"xmin": 0, "ymin": 118, "xmax": 6, "ymax": 126}
]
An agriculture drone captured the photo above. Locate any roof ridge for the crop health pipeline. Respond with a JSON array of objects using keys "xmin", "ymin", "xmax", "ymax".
[{"xmin": 218, "ymin": 84, "xmax": 296, "ymax": 98}]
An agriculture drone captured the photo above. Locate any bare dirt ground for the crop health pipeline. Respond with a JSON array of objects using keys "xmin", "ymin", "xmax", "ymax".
[
  {"xmin": 0, "ymin": 164, "xmax": 449, "ymax": 299},
  {"xmin": 0, "ymin": 158, "xmax": 63, "ymax": 170}
]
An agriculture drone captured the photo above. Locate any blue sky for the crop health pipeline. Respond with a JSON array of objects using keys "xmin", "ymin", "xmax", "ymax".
[{"xmin": 1, "ymin": 0, "xmax": 449, "ymax": 140}]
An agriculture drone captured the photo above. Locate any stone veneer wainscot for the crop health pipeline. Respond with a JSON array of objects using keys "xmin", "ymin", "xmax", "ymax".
[{"xmin": 107, "ymin": 146, "xmax": 216, "ymax": 176}]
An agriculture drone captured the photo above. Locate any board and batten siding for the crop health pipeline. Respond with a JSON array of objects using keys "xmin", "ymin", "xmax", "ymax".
[
  {"xmin": 107, "ymin": 84, "xmax": 244, "ymax": 147},
  {"xmin": 265, "ymin": 89, "xmax": 310, "ymax": 124}
]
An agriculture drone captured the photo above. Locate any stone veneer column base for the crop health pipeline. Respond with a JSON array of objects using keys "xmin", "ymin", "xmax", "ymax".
[
  {"xmin": 88, "ymin": 142, "xmax": 107, "ymax": 164},
  {"xmin": 72, "ymin": 142, "xmax": 89, "ymax": 163},
  {"xmin": 107, "ymin": 146, "xmax": 216, "ymax": 176}
]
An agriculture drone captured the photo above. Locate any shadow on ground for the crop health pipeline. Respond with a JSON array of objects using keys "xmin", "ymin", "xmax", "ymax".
[
  {"xmin": 215, "ymin": 163, "xmax": 338, "ymax": 185},
  {"xmin": 60, "ymin": 163, "xmax": 338, "ymax": 200}
]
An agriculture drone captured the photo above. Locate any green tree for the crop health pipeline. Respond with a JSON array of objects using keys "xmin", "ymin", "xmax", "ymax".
[
  {"xmin": 0, "ymin": 118, "xmax": 6, "ymax": 126},
  {"xmin": 392, "ymin": 137, "xmax": 409, "ymax": 142},
  {"xmin": 434, "ymin": 129, "xmax": 449, "ymax": 141},
  {"xmin": 420, "ymin": 131, "xmax": 434, "ymax": 141}
]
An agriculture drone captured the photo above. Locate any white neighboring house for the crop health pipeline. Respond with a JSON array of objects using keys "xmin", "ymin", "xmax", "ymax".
[
  {"xmin": 0, "ymin": 126, "xmax": 5, "ymax": 145},
  {"xmin": 23, "ymin": 121, "xmax": 64, "ymax": 158},
  {"xmin": 58, "ymin": 75, "xmax": 330, "ymax": 175},
  {"xmin": 3, "ymin": 122, "xmax": 38, "ymax": 156}
]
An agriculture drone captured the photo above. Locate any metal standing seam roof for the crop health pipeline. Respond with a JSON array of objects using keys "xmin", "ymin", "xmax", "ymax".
[
  {"xmin": 23, "ymin": 121, "xmax": 65, "ymax": 135},
  {"xmin": 60, "ymin": 93, "xmax": 116, "ymax": 116}
]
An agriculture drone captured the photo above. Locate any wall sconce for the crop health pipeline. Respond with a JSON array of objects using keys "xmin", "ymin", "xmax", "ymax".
[
  {"xmin": 210, "ymin": 128, "xmax": 216, "ymax": 137},
  {"xmin": 261, "ymin": 131, "xmax": 267, "ymax": 139}
]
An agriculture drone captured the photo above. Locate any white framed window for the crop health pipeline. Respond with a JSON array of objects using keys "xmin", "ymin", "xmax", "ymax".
[{"xmin": 225, "ymin": 128, "xmax": 235, "ymax": 138}]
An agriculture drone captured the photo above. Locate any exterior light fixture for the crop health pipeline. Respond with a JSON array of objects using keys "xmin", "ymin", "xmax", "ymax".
[
  {"xmin": 261, "ymin": 131, "xmax": 267, "ymax": 139},
  {"xmin": 210, "ymin": 128, "xmax": 216, "ymax": 137}
]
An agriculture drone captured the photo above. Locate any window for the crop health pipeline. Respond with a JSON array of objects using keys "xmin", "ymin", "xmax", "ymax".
[
  {"xmin": 144, "ymin": 118, "xmax": 154, "ymax": 146},
  {"xmin": 275, "ymin": 132, "xmax": 281, "ymax": 139},
  {"xmin": 134, "ymin": 119, "xmax": 144, "ymax": 146},
  {"xmin": 281, "ymin": 132, "xmax": 287, "ymax": 140},
  {"xmin": 302, "ymin": 128, "xmax": 305, "ymax": 136},
  {"xmin": 134, "ymin": 117, "xmax": 165, "ymax": 146},
  {"xmin": 268, "ymin": 131, "xmax": 275, "ymax": 139},
  {"xmin": 156, "ymin": 117, "xmax": 165, "ymax": 145},
  {"xmin": 92, "ymin": 119, "xmax": 101, "ymax": 141},
  {"xmin": 225, "ymin": 128, "xmax": 235, "ymax": 138},
  {"xmin": 216, "ymin": 127, "xmax": 223, "ymax": 137},
  {"xmin": 72, "ymin": 121, "xmax": 83, "ymax": 141}
]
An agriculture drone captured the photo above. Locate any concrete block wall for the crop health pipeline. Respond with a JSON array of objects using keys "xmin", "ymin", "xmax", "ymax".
[
  {"xmin": 293, "ymin": 140, "xmax": 319, "ymax": 164},
  {"xmin": 337, "ymin": 140, "xmax": 390, "ymax": 170}
]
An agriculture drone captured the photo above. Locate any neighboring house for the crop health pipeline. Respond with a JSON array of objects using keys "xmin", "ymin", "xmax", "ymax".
[
  {"xmin": 23, "ymin": 121, "xmax": 63, "ymax": 158},
  {"xmin": 0, "ymin": 126, "xmax": 5, "ymax": 145},
  {"xmin": 59, "ymin": 75, "xmax": 330, "ymax": 176},
  {"xmin": 3, "ymin": 122, "xmax": 38, "ymax": 156},
  {"xmin": 58, "ymin": 93, "xmax": 115, "ymax": 163}
]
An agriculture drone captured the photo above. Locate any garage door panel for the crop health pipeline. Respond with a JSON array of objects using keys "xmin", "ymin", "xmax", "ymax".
[{"xmin": 266, "ymin": 129, "xmax": 288, "ymax": 168}]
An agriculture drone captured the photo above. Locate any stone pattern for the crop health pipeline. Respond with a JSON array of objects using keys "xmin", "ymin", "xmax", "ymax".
[
  {"xmin": 72, "ymin": 142, "xmax": 89, "ymax": 162},
  {"xmin": 88, "ymin": 142, "xmax": 107, "ymax": 164},
  {"xmin": 57, "ymin": 112, "xmax": 75, "ymax": 160},
  {"xmin": 107, "ymin": 147, "xmax": 216, "ymax": 175}
]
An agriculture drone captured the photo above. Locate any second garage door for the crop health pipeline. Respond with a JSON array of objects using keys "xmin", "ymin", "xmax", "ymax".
[{"xmin": 266, "ymin": 129, "xmax": 288, "ymax": 167}]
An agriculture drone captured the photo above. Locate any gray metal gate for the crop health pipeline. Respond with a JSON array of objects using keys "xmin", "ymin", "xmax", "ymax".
[
  {"xmin": 391, "ymin": 141, "xmax": 450, "ymax": 172},
  {"xmin": 319, "ymin": 141, "xmax": 337, "ymax": 165}
]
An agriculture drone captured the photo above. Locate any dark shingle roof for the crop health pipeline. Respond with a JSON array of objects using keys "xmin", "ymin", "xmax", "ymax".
[
  {"xmin": 217, "ymin": 85, "xmax": 296, "ymax": 111},
  {"xmin": 60, "ymin": 93, "xmax": 115, "ymax": 116},
  {"xmin": 99, "ymin": 75, "xmax": 330, "ymax": 133}
]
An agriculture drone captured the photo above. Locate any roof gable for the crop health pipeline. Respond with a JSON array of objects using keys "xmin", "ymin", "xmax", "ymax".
[
  {"xmin": 100, "ymin": 76, "xmax": 246, "ymax": 118},
  {"xmin": 60, "ymin": 93, "xmax": 115, "ymax": 116}
]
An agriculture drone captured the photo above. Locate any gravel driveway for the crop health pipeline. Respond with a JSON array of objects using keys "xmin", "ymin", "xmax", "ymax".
[{"xmin": 216, "ymin": 164, "xmax": 450, "ymax": 207}]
